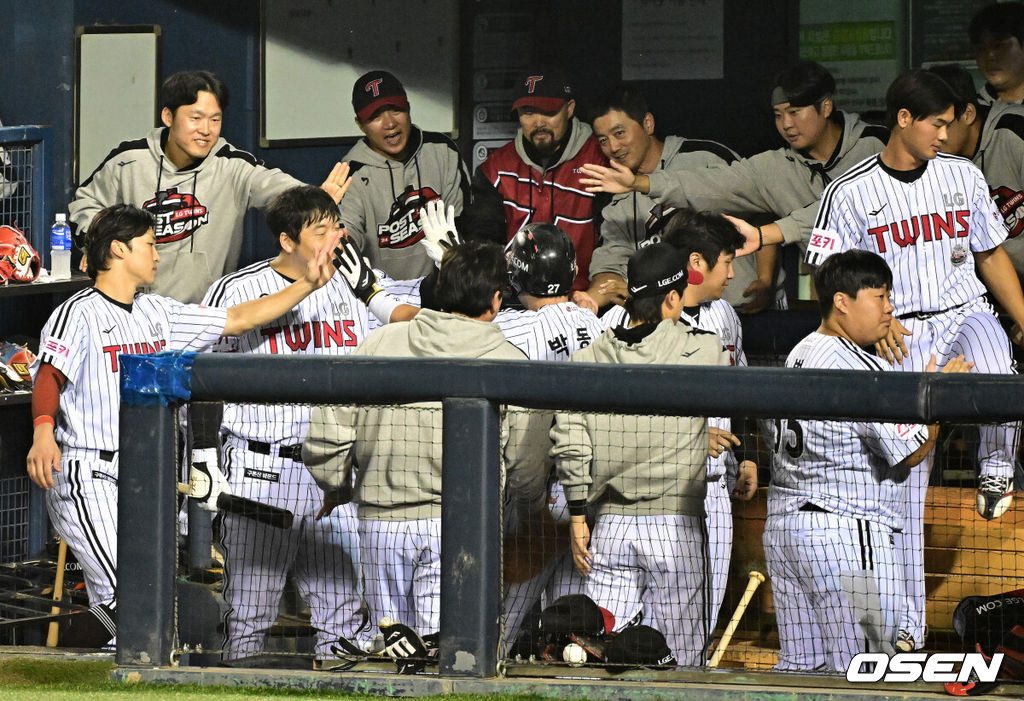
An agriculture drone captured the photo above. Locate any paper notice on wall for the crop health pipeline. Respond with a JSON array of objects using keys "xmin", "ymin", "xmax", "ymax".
[{"xmin": 622, "ymin": 0, "xmax": 724, "ymax": 80}]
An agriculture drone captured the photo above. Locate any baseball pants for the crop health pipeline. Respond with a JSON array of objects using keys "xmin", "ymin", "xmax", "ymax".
[
  {"xmin": 705, "ymin": 477, "xmax": 732, "ymax": 630},
  {"xmin": 46, "ymin": 450, "xmax": 119, "ymax": 610},
  {"xmin": 896, "ymin": 299, "xmax": 1019, "ymax": 644},
  {"xmin": 220, "ymin": 441, "xmax": 365, "ymax": 661},
  {"xmin": 584, "ymin": 512, "xmax": 709, "ymax": 667},
  {"xmin": 764, "ymin": 511, "xmax": 905, "ymax": 673},
  {"xmin": 358, "ymin": 517, "xmax": 441, "ymax": 634}
]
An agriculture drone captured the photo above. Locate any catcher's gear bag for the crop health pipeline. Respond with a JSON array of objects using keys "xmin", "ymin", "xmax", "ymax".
[
  {"xmin": 506, "ymin": 222, "xmax": 577, "ymax": 298},
  {"xmin": 0, "ymin": 224, "xmax": 40, "ymax": 283}
]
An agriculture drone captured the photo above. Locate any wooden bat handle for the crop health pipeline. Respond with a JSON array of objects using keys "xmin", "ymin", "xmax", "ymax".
[
  {"xmin": 46, "ymin": 538, "xmax": 68, "ymax": 647},
  {"xmin": 708, "ymin": 570, "xmax": 765, "ymax": 668}
]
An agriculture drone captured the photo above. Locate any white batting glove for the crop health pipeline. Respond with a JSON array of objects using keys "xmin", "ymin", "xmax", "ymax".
[
  {"xmin": 418, "ymin": 199, "xmax": 460, "ymax": 268},
  {"xmin": 187, "ymin": 448, "xmax": 230, "ymax": 512}
]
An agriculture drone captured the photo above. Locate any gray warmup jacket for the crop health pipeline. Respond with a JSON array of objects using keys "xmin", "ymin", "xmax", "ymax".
[
  {"xmin": 303, "ymin": 309, "xmax": 548, "ymax": 522},
  {"xmin": 970, "ymin": 101, "xmax": 1024, "ymax": 277},
  {"xmin": 550, "ymin": 319, "xmax": 729, "ymax": 518},
  {"xmin": 646, "ymin": 111, "xmax": 888, "ymax": 249}
]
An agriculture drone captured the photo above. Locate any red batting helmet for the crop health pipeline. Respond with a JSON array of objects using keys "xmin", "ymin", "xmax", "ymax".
[{"xmin": 0, "ymin": 224, "xmax": 41, "ymax": 283}]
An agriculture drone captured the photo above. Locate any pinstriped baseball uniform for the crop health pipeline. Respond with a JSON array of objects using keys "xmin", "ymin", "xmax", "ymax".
[
  {"xmin": 491, "ymin": 301, "xmax": 604, "ymax": 653},
  {"xmin": 32, "ymin": 288, "xmax": 226, "ymax": 614},
  {"xmin": 202, "ymin": 261, "xmax": 380, "ymax": 661},
  {"xmin": 766, "ymin": 332, "xmax": 928, "ymax": 673},
  {"xmin": 807, "ymin": 152, "xmax": 1019, "ymax": 644},
  {"xmin": 600, "ymin": 299, "xmax": 744, "ymax": 631}
]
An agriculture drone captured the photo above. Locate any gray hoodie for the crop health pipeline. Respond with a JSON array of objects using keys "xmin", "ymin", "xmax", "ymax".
[
  {"xmin": 303, "ymin": 308, "xmax": 548, "ymax": 521},
  {"xmin": 69, "ymin": 128, "xmax": 301, "ymax": 303},
  {"xmin": 646, "ymin": 111, "xmax": 888, "ymax": 248},
  {"xmin": 340, "ymin": 127, "xmax": 470, "ymax": 280},
  {"xmin": 970, "ymin": 101, "xmax": 1024, "ymax": 276},
  {"xmin": 550, "ymin": 319, "xmax": 729, "ymax": 518}
]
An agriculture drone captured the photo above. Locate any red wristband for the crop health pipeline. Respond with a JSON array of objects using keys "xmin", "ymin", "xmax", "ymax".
[{"xmin": 33, "ymin": 416, "xmax": 55, "ymax": 428}]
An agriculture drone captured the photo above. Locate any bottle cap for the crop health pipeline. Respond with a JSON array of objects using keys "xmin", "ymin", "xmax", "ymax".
[{"xmin": 55, "ymin": 213, "xmax": 67, "ymax": 222}]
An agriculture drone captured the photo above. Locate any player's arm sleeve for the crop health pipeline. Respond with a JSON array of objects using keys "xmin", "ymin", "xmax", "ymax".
[
  {"xmin": 165, "ymin": 299, "xmax": 230, "ymax": 351},
  {"xmin": 31, "ymin": 362, "xmax": 66, "ymax": 424},
  {"xmin": 236, "ymin": 154, "xmax": 303, "ymax": 210},
  {"xmin": 68, "ymin": 159, "xmax": 123, "ymax": 249},
  {"xmin": 646, "ymin": 154, "xmax": 775, "ymax": 215},
  {"xmin": 549, "ymin": 411, "xmax": 593, "ymax": 515},
  {"xmin": 862, "ymin": 420, "xmax": 929, "ymax": 467},
  {"xmin": 969, "ymin": 168, "xmax": 1011, "ymax": 252},
  {"xmin": 774, "ymin": 200, "xmax": 822, "ymax": 250},
  {"xmin": 36, "ymin": 314, "xmax": 87, "ymax": 385},
  {"xmin": 804, "ymin": 183, "xmax": 857, "ymax": 266},
  {"xmin": 338, "ymin": 178, "xmax": 373, "ymax": 252},
  {"xmin": 302, "ymin": 403, "xmax": 357, "ymax": 495},
  {"xmin": 458, "ymin": 167, "xmax": 508, "ymax": 245},
  {"xmin": 589, "ymin": 201, "xmax": 635, "ymax": 279},
  {"xmin": 198, "ymin": 283, "xmax": 240, "ymax": 353}
]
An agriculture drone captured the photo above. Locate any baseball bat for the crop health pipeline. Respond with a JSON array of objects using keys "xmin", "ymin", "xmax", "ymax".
[
  {"xmin": 46, "ymin": 538, "xmax": 67, "ymax": 647},
  {"xmin": 708, "ymin": 570, "xmax": 765, "ymax": 668},
  {"xmin": 176, "ymin": 483, "xmax": 294, "ymax": 529}
]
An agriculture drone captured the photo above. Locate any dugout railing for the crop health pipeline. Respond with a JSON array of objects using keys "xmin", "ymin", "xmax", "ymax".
[{"xmin": 116, "ymin": 352, "xmax": 1024, "ymax": 680}]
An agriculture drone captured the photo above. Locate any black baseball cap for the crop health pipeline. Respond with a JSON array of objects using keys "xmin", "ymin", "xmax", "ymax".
[
  {"xmin": 512, "ymin": 67, "xmax": 574, "ymax": 115},
  {"xmin": 352, "ymin": 70, "xmax": 409, "ymax": 122},
  {"xmin": 627, "ymin": 243, "xmax": 702, "ymax": 299}
]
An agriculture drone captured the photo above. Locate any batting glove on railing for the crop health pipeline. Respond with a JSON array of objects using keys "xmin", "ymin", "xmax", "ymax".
[
  {"xmin": 333, "ymin": 236, "xmax": 382, "ymax": 305},
  {"xmin": 418, "ymin": 199, "xmax": 461, "ymax": 268},
  {"xmin": 379, "ymin": 617, "xmax": 429, "ymax": 674}
]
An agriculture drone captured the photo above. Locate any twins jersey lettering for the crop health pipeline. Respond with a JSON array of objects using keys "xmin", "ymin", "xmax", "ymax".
[
  {"xmin": 202, "ymin": 261, "xmax": 388, "ymax": 444},
  {"xmin": 807, "ymin": 154, "xmax": 1007, "ymax": 315},
  {"xmin": 495, "ymin": 303, "xmax": 604, "ymax": 360},
  {"xmin": 34, "ymin": 288, "xmax": 227, "ymax": 453},
  {"xmin": 768, "ymin": 333, "xmax": 928, "ymax": 530}
]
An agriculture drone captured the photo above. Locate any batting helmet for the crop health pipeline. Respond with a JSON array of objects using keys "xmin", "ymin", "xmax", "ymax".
[
  {"xmin": 506, "ymin": 223, "xmax": 576, "ymax": 297},
  {"xmin": 0, "ymin": 224, "xmax": 41, "ymax": 283}
]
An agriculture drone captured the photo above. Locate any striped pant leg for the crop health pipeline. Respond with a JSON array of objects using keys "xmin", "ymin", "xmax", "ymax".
[
  {"xmin": 501, "ymin": 554, "xmax": 560, "ymax": 655},
  {"xmin": 220, "ymin": 511, "xmax": 298, "ymax": 659},
  {"xmin": 947, "ymin": 308, "xmax": 1019, "ymax": 480},
  {"xmin": 358, "ymin": 519, "xmax": 414, "ymax": 629},
  {"xmin": 410, "ymin": 518, "xmax": 442, "ymax": 634},
  {"xmin": 705, "ymin": 478, "xmax": 732, "ymax": 629},
  {"xmin": 638, "ymin": 514, "xmax": 709, "ymax": 667},
  {"xmin": 293, "ymin": 501, "xmax": 367, "ymax": 658},
  {"xmin": 584, "ymin": 514, "xmax": 643, "ymax": 633},
  {"xmin": 897, "ymin": 459, "xmax": 929, "ymax": 645},
  {"xmin": 46, "ymin": 458, "xmax": 118, "ymax": 608},
  {"xmin": 764, "ymin": 519, "xmax": 827, "ymax": 672},
  {"xmin": 544, "ymin": 552, "xmax": 585, "ymax": 603}
]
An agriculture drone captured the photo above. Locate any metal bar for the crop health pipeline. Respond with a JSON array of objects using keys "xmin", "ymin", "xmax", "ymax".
[{"xmin": 439, "ymin": 398, "xmax": 501, "ymax": 678}]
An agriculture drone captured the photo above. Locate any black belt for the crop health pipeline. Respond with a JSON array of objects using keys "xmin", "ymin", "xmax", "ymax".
[
  {"xmin": 798, "ymin": 502, "xmax": 828, "ymax": 513},
  {"xmin": 99, "ymin": 450, "xmax": 116, "ymax": 462},
  {"xmin": 247, "ymin": 440, "xmax": 303, "ymax": 462},
  {"xmin": 897, "ymin": 302, "xmax": 966, "ymax": 321}
]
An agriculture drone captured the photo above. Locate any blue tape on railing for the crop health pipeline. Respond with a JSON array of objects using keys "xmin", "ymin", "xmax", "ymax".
[{"xmin": 120, "ymin": 351, "xmax": 196, "ymax": 406}]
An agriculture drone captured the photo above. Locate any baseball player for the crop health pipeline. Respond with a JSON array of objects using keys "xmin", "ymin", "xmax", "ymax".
[
  {"xmin": 580, "ymin": 85, "xmax": 753, "ymax": 310},
  {"xmin": 303, "ymin": 241, "xmax": 546, "ymax": 647},
  {"xmin": 25, "ymin": 202, "xmax": 344, "ymax": 645},
  {"xmin": 69, "ymin": 70, "xmax": 349, "ymax": 303},
  {"xmin": 766, "ymin": 249, "xmax": 968, "ymax": 673},
  {"xmin": 600, "ymin": 210, "xmax": 759, "ymax": 632},
  {"xmin": 970, "ymin": 2, "xmax": 1024, "ymax": 106},
  {"xmin": 927, "ymin": 63, "xmax": 1024, "ymax": 280},
  {"xmin": 200, "ymin": 185, "xmax": 418, "ymax": 667},
  {"xmin": 340, "ymin": 70, "xmax": 471, "ymax": 281},
  {"xmin": 806, "ymin": 69, "xmax": 1024, "ymax": 651},
  {"xmin": 551, "ymin": 242, "xmax": 731, "ymax": 666}
]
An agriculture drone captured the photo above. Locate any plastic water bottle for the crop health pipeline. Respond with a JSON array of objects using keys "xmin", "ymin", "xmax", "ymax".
[{"xmin": 50, "ymin": 213, "xmax": 71, "ymax": 280}]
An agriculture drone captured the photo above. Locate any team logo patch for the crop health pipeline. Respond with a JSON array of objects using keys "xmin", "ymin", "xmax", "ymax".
[
  {"xmin": 993, "ymin": 186, "xmax": 1024, "ymax": 238},
  {"xmin": 143, "ymin": 187, "xmax": 210, "ymax": 244},
  {"xmin": 950, "ymin": 243, "xmax": 968, "ymax": 267},
  {"xmin": 643, "ymin": 202, "xmax": 677, "ymax": 243},
  {"xmin": 376, "ymin": 185, "xmax": 439, "ymax": 249}
]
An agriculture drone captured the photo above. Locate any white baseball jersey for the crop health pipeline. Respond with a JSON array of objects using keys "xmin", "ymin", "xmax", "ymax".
[
  {"xmin": 495, "ymin": 303, "xmax": 604, "ymax": 360},
  {"xmin": 768, "ymin": 332, "xmax": 929, "ymax": 531},
  {"xmin": 201, "ymin": 260, "xmax": 384, "ymax": 444},
  {"xmin": 806, "ymin": 153, "xmax": 1008, "ymax": 315},
  {"xmin": 34, "ymin": 287, "xmax": 227, "ymax": 453}
]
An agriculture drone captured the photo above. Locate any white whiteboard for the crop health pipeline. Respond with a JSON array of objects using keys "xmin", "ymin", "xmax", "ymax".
[
  {"xmin": 76, "ymin": 27, "xmax": 160, "ymax": 182},
  {"xmin": 261, "ymin": 0, "xmax": 458, "ymax": 145}
]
